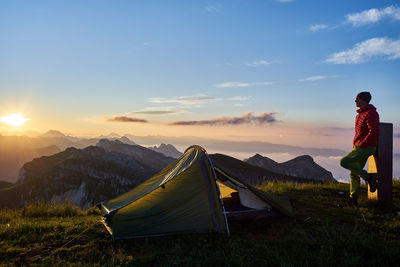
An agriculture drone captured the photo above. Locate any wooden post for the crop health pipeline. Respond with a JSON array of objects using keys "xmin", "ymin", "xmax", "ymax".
[{"xmin": 368, "ymin": 122, "xmax": 393, "ymax": 201}]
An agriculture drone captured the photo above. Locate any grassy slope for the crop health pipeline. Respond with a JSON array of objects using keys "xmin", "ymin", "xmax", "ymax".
[{"xmin": 1, "ymin": 181, "xmax": 399, "ymax": 266}]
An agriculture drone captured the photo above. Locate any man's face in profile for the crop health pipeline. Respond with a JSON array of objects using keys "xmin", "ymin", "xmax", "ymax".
[{"xmin": 355, "ymin": 96, "xmax": 367, "ymax": 108}]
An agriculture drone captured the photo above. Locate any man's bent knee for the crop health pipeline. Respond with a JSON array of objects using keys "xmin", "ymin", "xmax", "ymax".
[{"xmin": 340, "ymin": 157, "xmax": 349, "ymax": 168}]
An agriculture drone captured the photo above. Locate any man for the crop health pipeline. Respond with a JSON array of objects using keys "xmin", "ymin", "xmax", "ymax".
[{"xmin": 340, "ymin": 92, "xmax": 379, "ymax": 206}]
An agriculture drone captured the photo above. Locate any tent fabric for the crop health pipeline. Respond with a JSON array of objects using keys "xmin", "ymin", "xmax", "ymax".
[
  {"xmin": 99, "ymin": 145, "xmax": 227, "ymax": 239},
  {"xmin": 98, "ymin": 145, "xmax": 294, "ymax": 239},
  {"xmin": 237, "ymin": 187, "xmax": 270, "ymax": 210}
]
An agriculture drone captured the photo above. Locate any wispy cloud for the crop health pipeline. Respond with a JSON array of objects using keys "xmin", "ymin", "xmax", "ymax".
[
  {"xmin": 346, "ymin": 5, "xmax": 400, "ymax": 26},
  {"xmin": 170, "ymin": 112, "xmax": 279, "ymax": 126},
  {"xmin": 148, "ymin": 94, "xmax": 249, "ymax": 105},
  {"xmin": 131, "ymin": 107, "xmax": 185, "ymax": 115},
  {"xmin": 107, "ymin": 116, "xmax": 148, "ymax": 123},
  {"xmin": 325, "ymin": 37, "xmax": 400, "ymax": 64},
  {"xmin": 245, "ymin": 60, "xmax": 270, "ymax": 67},
  {"xmin": 205, "ymin": 3, "xmax": 222, "ymax": 13},
  {"xmin": 149, "ymin": 95, "xmax": 219, "ymax": 105},
  {"xmin": 215, "ymin": 81, "xmax": 274, "ymax": 88},
  {"xmin": 298, "ymin": 75, "xmax": 340, "ymax": 82},
  {"xmin": 309, "ymin": 24, "xmax": 328, "ymax": 32}
]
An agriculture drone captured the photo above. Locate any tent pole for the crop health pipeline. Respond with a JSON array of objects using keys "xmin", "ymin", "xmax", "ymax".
[{"xmin": 206, "ymin": 153, "xmax": 231, "ymax": 236}]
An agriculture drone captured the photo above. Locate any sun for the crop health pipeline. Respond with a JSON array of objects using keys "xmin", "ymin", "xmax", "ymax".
[{"xmin": 0, "ymin": 113, "xmax": 30, "ymax": 127}]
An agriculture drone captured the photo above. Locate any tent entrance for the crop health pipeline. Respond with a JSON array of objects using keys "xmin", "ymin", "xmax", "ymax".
[{"xmin": 215, "ymin": 168, "xmax": 280, "ymax": 221}]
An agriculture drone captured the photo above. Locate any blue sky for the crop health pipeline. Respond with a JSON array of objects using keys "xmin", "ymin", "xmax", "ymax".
[{"xmin": 0, "ymin": 0, "xmax": 399, "ymax": 150}]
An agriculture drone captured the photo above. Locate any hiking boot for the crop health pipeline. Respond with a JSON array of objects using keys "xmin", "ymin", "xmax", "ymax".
[
  {"xmin": 347, "ymin": 194, "xmax": 358, "ymax": 207},
  {"xmin": 365, "ymin": 173, "xmax": 378, "ymax": 193}
]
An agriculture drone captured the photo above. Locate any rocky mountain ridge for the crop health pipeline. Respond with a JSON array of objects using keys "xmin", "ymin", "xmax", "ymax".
[
  {"xmin": 0, "ymin": 134, "xmax": 138, "ymax": 182},
  {"xmin": 245, "ymin": 154, "xmax": 335, "ymax": 182},
  {"xmin": 0, "ymin": 141, "xmax": 176, "ymax": 208},
  {"xmin": 149, "ymin": 143, "xmax": 183, "ymax": 158},
  {"xmin": 96, "ymin": 139, "xmax": 175, "ymax": 170}
]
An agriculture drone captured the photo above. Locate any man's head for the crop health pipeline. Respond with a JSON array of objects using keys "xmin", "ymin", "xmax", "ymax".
[{"xmin": 355, "ymin": 91, "xmax": 371, "ymax": 108}]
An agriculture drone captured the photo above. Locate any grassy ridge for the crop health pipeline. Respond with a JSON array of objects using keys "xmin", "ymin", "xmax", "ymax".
[{"xmin": 1, "ymin": 181, "xmax": 399, "ymax": 266}]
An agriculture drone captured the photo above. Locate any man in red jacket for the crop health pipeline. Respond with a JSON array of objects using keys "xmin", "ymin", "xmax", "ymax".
[{"xmin": 340, "ymin": 92, "xmax": 379, "ymax": 206}]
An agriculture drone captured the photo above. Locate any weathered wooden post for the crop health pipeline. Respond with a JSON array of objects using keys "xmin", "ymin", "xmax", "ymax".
[{"xmin": 368, "ymin": 122, "xmax": 393, "ymax": 201}]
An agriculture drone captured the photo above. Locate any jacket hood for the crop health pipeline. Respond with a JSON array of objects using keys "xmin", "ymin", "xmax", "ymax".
[{"xmin": 357, "ymin": 104, "xmax": 376, "ymax": 114}]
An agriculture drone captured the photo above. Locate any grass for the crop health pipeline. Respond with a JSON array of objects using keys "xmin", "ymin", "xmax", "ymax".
[{"xmin": 1, "ymin": 181, "xmax": 399, "ymax": 266}]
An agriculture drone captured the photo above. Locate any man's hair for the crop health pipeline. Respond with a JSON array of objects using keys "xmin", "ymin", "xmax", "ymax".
[{"xmin": 357, "ymin": 91, "xmax": 372, "ymax": 104}]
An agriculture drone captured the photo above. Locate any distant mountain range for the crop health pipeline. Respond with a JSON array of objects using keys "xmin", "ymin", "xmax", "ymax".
[
  {"xmin": 0, "ymin": 138, "xmax": 336, "ymax": 208},
  {"xmin": 0, "ymin": 140, "xmax": 175, "ymax": 208},
  {"xmin": 23, "ymin": 130, "xmax": 349, "ymax": 157},
  {"xmin": 245, "ymin": 154, "xmax": 335, "ymax": 182},
  {"xmin": 123, "ymin": 135, "xmax": 348, "ymax": 158},
  {"xmin": 0, "ymin": 129, "xmax": 353, "ymax": 184}
]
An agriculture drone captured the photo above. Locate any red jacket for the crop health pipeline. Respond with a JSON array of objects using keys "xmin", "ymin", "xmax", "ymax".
[{"xmin": 353, "ymin": 104, "xmax": 380, "ymax": 148}]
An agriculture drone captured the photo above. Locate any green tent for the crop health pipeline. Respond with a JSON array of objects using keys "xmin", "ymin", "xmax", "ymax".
[{"xmin": 98, "ymin": 145, "xmax": 294, "ymax": 239}]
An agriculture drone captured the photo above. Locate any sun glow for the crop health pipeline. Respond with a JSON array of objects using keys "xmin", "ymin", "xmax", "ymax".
[{"xmin": 0, "ymin": 113, "xmax": 30, "ymax": 127}]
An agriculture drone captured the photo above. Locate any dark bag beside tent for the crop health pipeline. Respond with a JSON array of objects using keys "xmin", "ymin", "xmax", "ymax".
[{"xmin": 97, "ymin": 145, "xmax": 294, "ymax": 239}]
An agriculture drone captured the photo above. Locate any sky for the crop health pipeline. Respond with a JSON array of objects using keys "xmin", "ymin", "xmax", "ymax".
[{"xmin": 1, "ymin": 0, "xmax": 400, "ymax": 152}]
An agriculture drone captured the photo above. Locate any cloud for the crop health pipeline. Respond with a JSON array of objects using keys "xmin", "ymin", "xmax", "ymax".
[
  {"xmin": 205, "ymin": 3, "xmax": 222, "ymax": 13},
  {"xmin": 131, "ymin": 107, "xmax": 185, "ymax": 115},
  {"xmin": 215, "ymin": 81, "xmax": 274, "ymax": 88},
  {"xmin": 325, "ymin": 37, "xmax": 400, "ymax": 64},
  {"xmin": 298, "ymin": 75, "xmax": 340, "ymax": 82},
  {"xmin": 394, "ymin": 133, "xmax": 400, "ymax": 138},
  {"xmin": 309, "ymin": 24, "xmax": 328, "ymax": 32},
  {"xmin": 148, "ymin": 94, "xmax": 249, "ymax": 105},
  {"xmin": 346, "ymin": 5, "xmax": 400, "ymax": 26},
  {"xmin": 149, "ymin": 95, "xmax": 219, "ymax": 104},
  {"xmin": 245, "ymin": 60, "xmax": 270, "ymax": 67},
  {"xmin": 170, "ymin": 112, "xmax": 279, "ymax": 126},
  {"xmin": 107, "ymin": 116, "xmax": 148, "ymax": 123}
]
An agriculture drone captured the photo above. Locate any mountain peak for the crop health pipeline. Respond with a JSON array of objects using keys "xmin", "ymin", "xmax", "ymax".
[
  {"xmin": 118, "ymin": 136, "xmax": 136, "ymax": 145},
  {"xmin": 289, "ymin": 155, "xmax": 314, "ymax": 163},
  {"xmin": 96, "ymin": 138, "xmax": 123, "ymax": 146},
  {"xmin": 148, "ymin": 143, "xmax": 182, "ymax": 158},
  {"xmin": 246, "ymin": 154, "xmax": 278, "ymax": 165},
  {"xmin": 41, "ymin": 130, "xmax": 66, "ymax": 138}
]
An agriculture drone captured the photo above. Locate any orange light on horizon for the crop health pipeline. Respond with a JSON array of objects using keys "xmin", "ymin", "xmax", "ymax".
[{"xmin": 0, "ymin": 113, "xmax": 30, "ymax": 127}]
